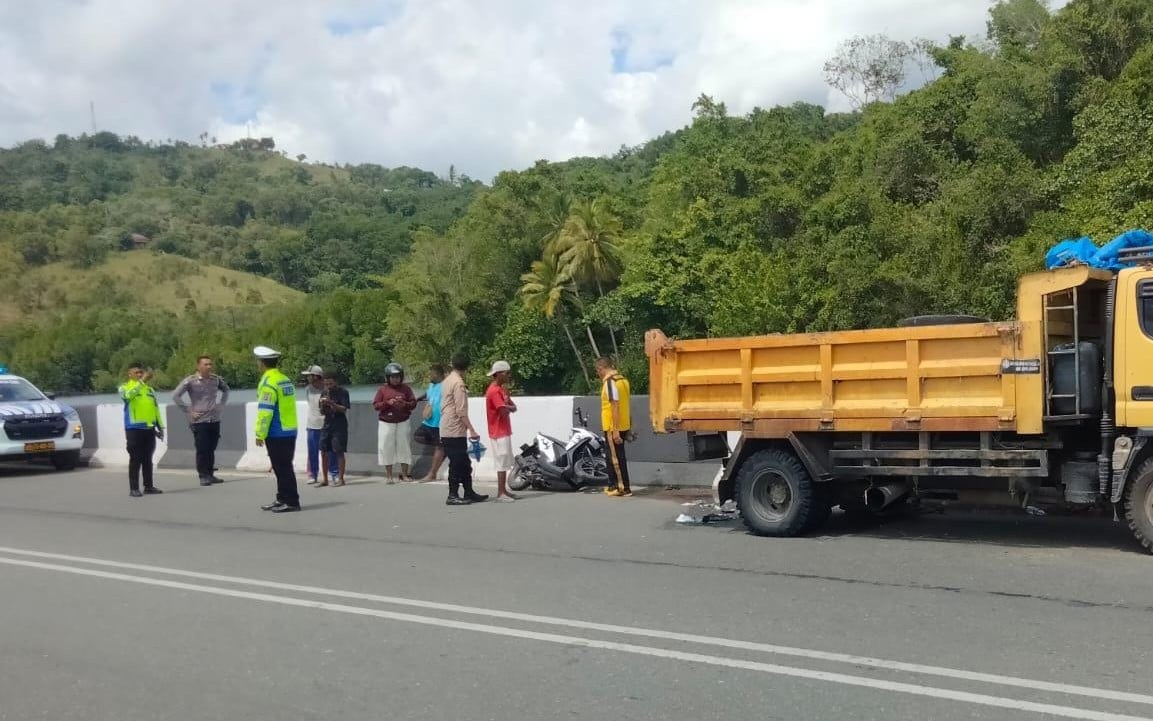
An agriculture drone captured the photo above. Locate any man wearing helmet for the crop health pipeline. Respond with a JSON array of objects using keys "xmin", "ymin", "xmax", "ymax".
[{"xmin": 372, "ymin": 362, "xmax": 417, "ymax": 483}]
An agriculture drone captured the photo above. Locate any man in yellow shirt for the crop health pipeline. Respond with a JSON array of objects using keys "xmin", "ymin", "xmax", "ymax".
[{"xmin": 597, "ymin": 356, "xmax": 633, "ymax": 497}]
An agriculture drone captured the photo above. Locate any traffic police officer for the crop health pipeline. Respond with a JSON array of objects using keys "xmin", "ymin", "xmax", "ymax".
[
  {"xmin": 119, "ymin": 362, "xmax": 165, "ymax": 498},
  {"xmin": 254, "ymin": 346, "xmax": 301, "ymax": 513}
]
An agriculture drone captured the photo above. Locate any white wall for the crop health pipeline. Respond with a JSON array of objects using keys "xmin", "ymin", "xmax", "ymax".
[{"xmin": 88, "ymin": 403, "xmax": 169, "ymax": 468}]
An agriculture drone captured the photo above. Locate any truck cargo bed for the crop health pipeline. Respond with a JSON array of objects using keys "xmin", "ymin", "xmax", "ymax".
[
  {"xmin": 646, "ymin": 322, "xmax": 1023, "ymax": 436},
  {"xmin": 646, "ymin": 267, "xmax": 1116, "ymax": 438}
]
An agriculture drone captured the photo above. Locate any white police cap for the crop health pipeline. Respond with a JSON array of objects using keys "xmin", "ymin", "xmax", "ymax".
[{"xmin": 253, "ymin": 345, "xmax": 282, "ymax": 359}]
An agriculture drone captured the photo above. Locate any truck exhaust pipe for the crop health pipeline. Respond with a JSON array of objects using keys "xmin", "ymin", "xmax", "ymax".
[{"xmin": 864, "ymin": 483, "xmax": 909, "ymax": 511}]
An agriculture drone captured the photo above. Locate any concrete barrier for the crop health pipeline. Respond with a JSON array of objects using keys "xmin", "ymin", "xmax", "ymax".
[
  {"xmin": 77, "ymin": 394, "xmax": 727, "ymax": 487},
  {"xmin": 161, "ymin": 404, "xmax": 248, "ymax": 472}
]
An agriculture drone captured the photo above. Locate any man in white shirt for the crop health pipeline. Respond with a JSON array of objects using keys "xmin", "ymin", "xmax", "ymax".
[{"xmin": 301, "ymin": 365, "xmax": 338, "ymax": 485}]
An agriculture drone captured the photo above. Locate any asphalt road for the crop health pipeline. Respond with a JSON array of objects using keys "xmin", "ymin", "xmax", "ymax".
[{"xmin": 1, "ymin": 464, "xmax": 1152, "ymax": 721}]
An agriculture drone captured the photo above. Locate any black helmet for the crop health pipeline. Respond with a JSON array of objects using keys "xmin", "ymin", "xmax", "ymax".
[{"xmin": 384, "ymin": 362, "xmax": 404, "ymax": 379}]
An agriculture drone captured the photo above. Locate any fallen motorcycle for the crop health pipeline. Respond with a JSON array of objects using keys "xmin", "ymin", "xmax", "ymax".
[{"xmin": 507, "ymin": 408, "xmax": 610, "ymax": 492}]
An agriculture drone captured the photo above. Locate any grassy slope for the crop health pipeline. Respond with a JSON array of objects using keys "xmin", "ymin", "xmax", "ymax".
[{"xmin": 0, "ymin": 250, "xmax": 304, "ymax": 324}]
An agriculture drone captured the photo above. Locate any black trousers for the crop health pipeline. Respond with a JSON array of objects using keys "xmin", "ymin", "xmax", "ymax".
[
  {"xmin": 607, "ymin": 437, "xmax": 631, "ymax": 492},
  {"xmin": 126, "ymin": 428, "xmax": 157, "ymax": 491},
  {"xmin": 266, "ymin": 436, "xmax": 299, "ymax": 507},
  {"xmin": 442, "ymin": 436, "xmax": 474, "ymax": 497},
  {"xmin": 192, "ymin": 421, "xmax": 221, "ymax": 478}
]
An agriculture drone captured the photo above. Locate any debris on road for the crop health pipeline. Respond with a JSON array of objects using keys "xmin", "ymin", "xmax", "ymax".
[{"xmin": 675, "ymin": 499, "xmax": 739, "ymax": 525}]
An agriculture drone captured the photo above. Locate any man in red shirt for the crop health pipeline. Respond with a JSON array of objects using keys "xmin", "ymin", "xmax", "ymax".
[{"xmin": 485, "ymin": 360, "xmax": 518, "ymax": 502}]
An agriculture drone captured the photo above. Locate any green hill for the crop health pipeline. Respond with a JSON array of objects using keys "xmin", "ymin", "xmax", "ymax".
[
  {"xmin": 0, "ymin": 135, "xmax": 479, "ymax": 292},
  {"xmin": 0, "ymin": 250, "xmax": 303, "ymax": 325},
  {"xmin": 0, "ymin": 135, "xmax": 476, "ymax": 393}
]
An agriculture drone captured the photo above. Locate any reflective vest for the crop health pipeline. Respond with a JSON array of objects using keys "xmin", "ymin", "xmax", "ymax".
[
  {"xmin": 600, "ymin": 373, "xmax": 631, "ymax": 432},
  {"xmin": 255, "ymin": 368, "xmax": 298, "ymax": 440},
  {"xmin": 119, "ymin": 379, "xmax": 163, "ymax": 431}
]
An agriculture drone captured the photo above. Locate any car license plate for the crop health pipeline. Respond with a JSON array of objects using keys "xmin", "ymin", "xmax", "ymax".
[{"xmin": 24, "ymin": 442, "xmax": 55, "ymax": 453}]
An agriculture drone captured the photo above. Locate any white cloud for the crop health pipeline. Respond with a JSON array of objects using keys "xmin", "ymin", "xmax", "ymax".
[{"xmin": 0, "ymin": 0, "xmax": 1048, "ymax": 181}]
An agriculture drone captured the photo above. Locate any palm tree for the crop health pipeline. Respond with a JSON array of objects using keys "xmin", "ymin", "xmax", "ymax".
[
  {"xmin": 519, "ymin": 252, "xmax": 592, "ymax": 386},
  {"xmin": 538, "ymin": 191, "xmax": 572, "ymax": 252},
  {"xmin": 556, "ymin": 198, "xmax": 624, "ymax": 354}
]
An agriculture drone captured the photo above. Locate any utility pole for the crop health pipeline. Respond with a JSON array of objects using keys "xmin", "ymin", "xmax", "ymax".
[{"xmin": 89, "ymin": 100, "xmax": 97, "ymax": 133}]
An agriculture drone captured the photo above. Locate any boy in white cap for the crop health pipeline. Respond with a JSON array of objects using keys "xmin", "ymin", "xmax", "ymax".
[
  {"xmin": 253, "ymin": 346, "xmax": 301, "ymax": 512},
  {"xmin": 485, "ymin": 360, "xmax": 518, "ymax": 502},
  {"xmin": 301, "ymin": 364, "xmax": 338, "ymax": 485}
]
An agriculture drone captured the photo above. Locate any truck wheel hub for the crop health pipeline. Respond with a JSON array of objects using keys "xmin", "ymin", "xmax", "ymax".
[{"xmin": 769, "ymin": 482, "xmax": 790, "ymax": 506}]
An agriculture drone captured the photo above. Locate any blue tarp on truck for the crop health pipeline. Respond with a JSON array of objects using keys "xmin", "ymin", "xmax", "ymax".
[{"xmin": 1046, "ymin": 229, "xmax": 1153, "ymax": 271}]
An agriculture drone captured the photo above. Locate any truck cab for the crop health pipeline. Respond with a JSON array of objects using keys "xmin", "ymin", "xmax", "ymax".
[{"xmin": 0, "ymin": 369, "xmax": 84, "ymax": 471}]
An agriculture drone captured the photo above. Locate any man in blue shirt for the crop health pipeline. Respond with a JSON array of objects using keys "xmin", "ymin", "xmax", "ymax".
[{"xmin": 417, "ymin": 363, "xmax": 446, "ymax": 481}]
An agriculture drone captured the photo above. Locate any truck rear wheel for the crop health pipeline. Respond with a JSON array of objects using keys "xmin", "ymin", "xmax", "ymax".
[
  {"xmin": 1125, "ymin": 458, "xmax": 1153, "ymax": 553},
  {"xmin": 735, "ymin": 448, "xmax": 827, "ymax": 537}
]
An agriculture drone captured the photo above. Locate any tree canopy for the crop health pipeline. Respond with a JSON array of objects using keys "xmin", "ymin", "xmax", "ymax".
[{"xmin": 1, "ymin": 0, "xmax": 1151, "ymax": 395}]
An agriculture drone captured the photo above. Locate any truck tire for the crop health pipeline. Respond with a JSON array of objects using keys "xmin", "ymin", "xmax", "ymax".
[
  {"xmin": 735, "ymin": 448, "xmax": 825, "ymax": 536},
  {"xmin": 802, "ymin": 486, "xmax": 834, "ymax": 533},
  {"xmin": 51, "ymin": 451, "xmax": 80, "ymax": 472},
  {"xmin": 897, "ymin": 314, "xmax": 988, "ymax": 328},
  {"xmin": 1125, "ymin": 458, "xmax": 1153, "ymax": 553}
]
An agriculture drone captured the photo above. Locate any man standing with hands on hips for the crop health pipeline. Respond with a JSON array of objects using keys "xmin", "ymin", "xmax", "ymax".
[
  {"xmin": 253, "ymin": 346, "xmax": 301, "ymax": 513},
  {"xmin": 171, "ymin": 355, "xmax": 230, "ymax": 486}
]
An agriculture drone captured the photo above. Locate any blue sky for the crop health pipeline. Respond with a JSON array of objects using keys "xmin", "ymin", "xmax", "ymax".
[
  {"xmin": 611, "ymin": 28, "xmax": 676, "ymax": 74},
  {"xmin": 325, "ymin": 0, "xmax": 404, "ymax": 36}
]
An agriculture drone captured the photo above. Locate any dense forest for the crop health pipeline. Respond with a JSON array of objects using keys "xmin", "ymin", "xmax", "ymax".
[{"xmin": 1, "ymin": 0, "xmax": 1151, "ymax": 395}]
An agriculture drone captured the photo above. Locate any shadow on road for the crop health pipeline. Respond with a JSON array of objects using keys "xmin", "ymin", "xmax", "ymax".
[
  {"xmin": 672, "ymin": 503, "xmax": 1141, "ymax": 553},
  {"xmin": 0, "ymin": 462, "xmax": 62, "ymax": 479},
  {"xmin": 815, "ymin": 507, "xmax": 1139, "ymax": 553},
  {"xmin": 299, "ymin": 501, "xmax": 349, "ymax": 511}
]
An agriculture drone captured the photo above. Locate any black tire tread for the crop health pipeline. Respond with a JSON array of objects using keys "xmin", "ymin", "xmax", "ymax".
[
  {"xmin": 1124, "ymin": 457, "xmax": 1153, "ymax": 554},
  {"xmin": 735, "ymin": 448, "xmax": 821, "ymax": 537},
  {"xmin": 51, "ymin": 451, "xmax": 80, "ymax": 472},
  {"xmin": 802, "ymin": 486, "xmax": 834, "ymax": 533}
]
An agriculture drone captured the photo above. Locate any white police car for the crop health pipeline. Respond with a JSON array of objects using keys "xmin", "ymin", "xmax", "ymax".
[{"xmin": 0, "ymin": 367, "xmax": 84, "ymax": 470}]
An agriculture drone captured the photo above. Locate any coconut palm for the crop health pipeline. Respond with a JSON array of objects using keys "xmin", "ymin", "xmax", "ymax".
[
  {"xmin": 537, "ymin": 190, "xmax": 573, "ymax": 252},
  {"xmin": 519, "ymin": 252, "xmax": 592, "ymax": 386},
  {"xmin": 557, "ymin": 198, "xmax": 624, "ymax": 289},
  {"xmin": 556, "ymin": 198, "xmax": 624, "ymax": 354}
]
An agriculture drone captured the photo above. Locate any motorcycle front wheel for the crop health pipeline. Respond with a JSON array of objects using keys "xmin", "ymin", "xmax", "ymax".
[{"xmin": 508, "ymin": 460, "xmax": 533, "ymax": 491}]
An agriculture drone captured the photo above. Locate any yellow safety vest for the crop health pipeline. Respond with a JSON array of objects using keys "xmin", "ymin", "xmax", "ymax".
[{"xmin": 255, "ymin": 369, "xmax": 298, "ymax": 440}]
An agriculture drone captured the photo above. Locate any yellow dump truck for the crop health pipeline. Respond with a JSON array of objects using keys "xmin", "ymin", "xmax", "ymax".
[{"xmin": 646, "ymin": 260, "xmax": 1153, "ymax": 551}]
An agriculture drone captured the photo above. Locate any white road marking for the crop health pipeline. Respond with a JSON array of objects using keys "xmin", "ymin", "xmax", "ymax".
[
  {"xmin": 0, "ymin": 545, "xmax": 1147, "ymax": 708},
  {"xmin": 0, "ymin": 554, "xmax": 1150, "ymax": 721}
]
